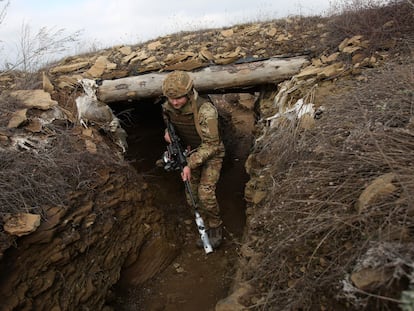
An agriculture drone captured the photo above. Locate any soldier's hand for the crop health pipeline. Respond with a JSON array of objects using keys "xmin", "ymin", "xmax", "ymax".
[
  {"xmin": 181, "ymin": 166, "xmax": 191, "ymax": 181},
  {"xmin": 164, "ymin": 130, "xmax": 171, "ymax": 143}
]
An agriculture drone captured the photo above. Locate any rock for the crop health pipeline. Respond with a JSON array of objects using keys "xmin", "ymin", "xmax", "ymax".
[
  {"xmin": 317, "ymin": 62, "xmax": 344, "ymax": 79},
  {"xmin": 355, "ymin": 173, "xmax": 397, "ymax": 213},
  {"xmin": 141, "ymin": 55, "xmax": 157, "ymax": 65},
  {"xmin": 296, "ymin": 65, "xmax": 322, "ymax": 79},
  {"xmin": 276, "ymin": 33, "xmax": 290, "ymax": 42},
  {"xmin": 352, "ymin": 53, "xmax": 365, "ymax": 64},
  {"xmin": 118, "ymin": 46, "xmax": 132, "ymax": 55},
  {"xmin": 221, "ymin": 29, "xmax": 234, "ymax": 37},
  {"xmin": 3, "ymin": 213, "xmax": 41, "ymax": 237},
  {"xmin": 164, "ymin": 57, "xmax": 206, "ymax": 71},
  {"xmin": 10, "ymin": 90, "xmax": 58, "ymax": 110},
  {"xmin": 147, "ymin": 40, "xmax": 162, "ymax": 51},
  {"xmin": 130, "ymin": 50, "xmax": 150, "ymax": 63},
  {"xmin": 252, "ymin": 190, "xmax": 267, "ymax": 204},
  {"xmin": 164, "ymin": 52, "xmax": 192, "ymax": 65},
  {"xmin": 321, "ymin": 52, "xmax": 339, "ymax": 63},
  {"xmin": 266, "ymin": 27, "xmax": 277, "ymax": 36},
  {"xmin": 85, "ymin": 56, "xmax": 109, "ymax": 78},
  {"xmin": 199, "ymin": 49, "xmax": 214, "ymax": 61},
  {"xmin": 49, "ymin": 61, "xmax": 90, "ymax": 74},
  {"xmin": 25, "ymin": 118, "xmax": 43, "ymax": 132},
  {"xmin": 85, "ymin": 139, "xmax": 97, "ymax": 153},
  {"xmin": 7, "ymin": 109, "xmax": 28, "ymax": 128},
  {"xmin": 42, "ymin": 72, "xmax": 54, "ymax": 94},
  {"xmin": 351, "ymin": 267, "xmax": 393, "ymax": 291},
  {"xmin": 299, "ymin": 113, "xmax": 315, "ymax": 129},
  {"xmin": 342, "ymin": 45, "xmax": 362, "ymax": 54},
  {"xmin": 122, "ymin": 51, "xmax": 138, "ymax": 64},
  {"xmin": 338, "ymin": 35, "xmax": 363, "ymax": 52},
  {"xmin": 215, "ymin": 282, "xmax": 252, "ymax": 311},
  {"xmin": 56, "ymin": 74, "xmax": 83, "ymax": 89}
]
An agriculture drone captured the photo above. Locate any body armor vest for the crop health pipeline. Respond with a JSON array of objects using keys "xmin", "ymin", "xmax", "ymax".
[{"xmin": 165, "ymin": 98, "xmax": 205, "ymax": 150}]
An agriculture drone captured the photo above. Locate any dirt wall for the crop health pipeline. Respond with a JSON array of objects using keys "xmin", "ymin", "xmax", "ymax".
[{"xmin": 0, "ymin": 124, "xmax": 178, "ymax": 310}]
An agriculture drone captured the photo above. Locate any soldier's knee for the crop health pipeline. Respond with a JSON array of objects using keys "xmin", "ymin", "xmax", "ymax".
[{"xmin": 198, "ymin": 184, "xmax": 215, "ymax": 198}]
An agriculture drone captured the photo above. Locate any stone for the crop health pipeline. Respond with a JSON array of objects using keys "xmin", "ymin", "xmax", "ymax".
[
  {"xmin": 10, "ymin": 90, "xmax": 58, "ymax": 110},
  {"xmin": 352, "ymin": 53, "xmax": 365, "ymax": 64},
  {"xmin": 118, "ymin": 46, "xmax": 132, "ymax": 55},
  {"xmin": 85, "ymin": 139, "xmax": 97, "ymax": 153},
  {"xmin": 122, "ymin": 51, "xmax": 138, "ymax": 64},
  {"xmin": 25, "ymin": 118, "xmax": 43, "ymax": 132},
  {"xmin": 221, "ymin": 29, "xmax": 234, "ymax": 37},
  {"xmin": 141, "ymin": 55, "xmax": 157, "ymax": 65},
  {"xmin": 147, "ymin": 40, "xmax": 162, "ymax": 50},
  {"xmin": 7, "ymin": 109, "xmax": 27, "ymax": 128},
  {"xmin": 252, "ymin": 190, "xmax": 267, "ymax": 204},
  {"xmin": 3, "ymin": 213, "xmax": 41, "ymax": 237},
  {"xmin": 164, "ymin": 52, "xmax": 191, "ymax": 65},
  {"xmin": 342, "ymin": 45, "xmax": 362, "ymax": 54},
  {"xmin": 317, "ymin": 62, "xmax": 344, "ymax": 79},
  {"xmin": 164, "ymin": 57, "xmax": 206, "ymax": 71},
  {"xmin": 322, "ymin": 52, "xmax": 340, "ymax": 63},
  {"xmin": 215, "ymin": 283, "xmax": 252, "ymax": 311},
  {"xmin": 339, "ymin": 35, "xmax": 363, "ymax": 51},
  {"xmin": 356, "ymin": 173, "xmax": 397, "ymax": 213},
  {"xmin": 299, "ymin": 114, "xmax": 315, "ymax": 129},
  {"xmin": 296, "ymin": 65, "xmax": 322, "ymax": 79},
  {"xmin": 49, "ymin": 61, "xmax": 90, "ymax": 74},
  {"xmin": 42, "ymin": 72, "xmax": 54, "ymax": 94},
  {"xmin": 85, "ymin": 56, "xmax": 109, "ymax": 78},
  {"xmin": 351, "ymin": 267, "xmax": 392, "ymax": 291},
  {"xmin": 56, "ymin": 75, "xmax": 82, "ymax": 89},
  {"xmin": 266, "ymin": 27, "xmax": 277, "ymax": 36}
]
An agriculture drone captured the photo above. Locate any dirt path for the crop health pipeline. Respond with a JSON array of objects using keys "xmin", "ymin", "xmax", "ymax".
[{"xmin": 108, "ymin": 98, "xmax": 252, "ymax": 310}]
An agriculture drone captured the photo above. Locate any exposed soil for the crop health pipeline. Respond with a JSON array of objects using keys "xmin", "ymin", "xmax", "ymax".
[{"xmin": 108, "ymin": 96, "xmax": 254, "ymax": 310}]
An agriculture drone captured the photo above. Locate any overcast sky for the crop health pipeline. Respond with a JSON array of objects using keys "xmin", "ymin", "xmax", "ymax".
[{"xmin": 0, "ymin": 0, "xmax": 331, "ymax": 66}]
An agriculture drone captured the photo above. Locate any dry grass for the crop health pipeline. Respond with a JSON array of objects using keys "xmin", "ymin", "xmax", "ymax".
[
  {"xmin": 326, "ymin": 0, "xmax": 414, "ymax": 53},
  {"xmin": 245, "ymin": 57, "xmax": 413, "ymax": 310},
  {"xmin": 242, "ymin": 2, "xmax": 414, "ymax": 309},
  {"xmin": 0, "ymin": 125, "xmax": 126, "ymax": 218}
]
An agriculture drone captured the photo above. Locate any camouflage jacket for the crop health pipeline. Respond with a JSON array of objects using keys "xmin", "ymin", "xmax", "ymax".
[{"xmin": 163, "ymin": 91, "xmax": 225, "ymax": 169}]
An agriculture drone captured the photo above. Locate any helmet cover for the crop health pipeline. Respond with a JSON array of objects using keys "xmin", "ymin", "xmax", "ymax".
[{"xmin": 162, "ymin": 71, "xmax": 193, "ymax": 98}]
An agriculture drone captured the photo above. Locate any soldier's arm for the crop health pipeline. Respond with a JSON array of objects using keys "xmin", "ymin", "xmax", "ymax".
[{"xmin": 187, "ymin": 102, "xmax": 223, "ymax": 169}]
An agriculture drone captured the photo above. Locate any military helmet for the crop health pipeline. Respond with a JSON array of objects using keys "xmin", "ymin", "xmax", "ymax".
[{"xmin": 162, "ymin": 71, "xmax": 193, "ymax": 98}]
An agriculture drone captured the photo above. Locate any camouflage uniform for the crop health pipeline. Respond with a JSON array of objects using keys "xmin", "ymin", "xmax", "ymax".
[{"xmin": 162, "ymin": 90, "xmax": 225, "ymax": 229}]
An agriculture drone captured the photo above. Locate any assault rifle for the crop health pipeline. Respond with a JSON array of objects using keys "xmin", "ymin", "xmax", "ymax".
[{"xmin": 161, "ymin": 118, "xmax": 213, "ymax": 254}]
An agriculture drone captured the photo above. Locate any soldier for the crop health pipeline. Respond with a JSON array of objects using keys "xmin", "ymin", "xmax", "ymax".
[{"xmin": 161, "ymin": 70, "xmax": 225, "ymax": 249}]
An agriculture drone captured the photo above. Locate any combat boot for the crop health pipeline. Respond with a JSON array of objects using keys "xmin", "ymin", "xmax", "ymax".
[
  {"xmin": 196, "ymin": 226, "xmax": 222, "ymax": 249},
  {"xmin": 208, "ymin": 226, "xmax": 223, "ymax": 249}
]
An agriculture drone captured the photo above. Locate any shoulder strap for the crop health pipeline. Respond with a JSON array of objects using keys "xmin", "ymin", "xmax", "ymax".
[{"xmin": 191, "ymin": 90, "xmax": 203, "ymax": 139}]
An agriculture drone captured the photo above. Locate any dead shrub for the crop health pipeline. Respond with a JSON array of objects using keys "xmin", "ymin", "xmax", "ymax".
[{"xmin": 0, "ymin": 125, "xmax": 127, "ymax": 218}]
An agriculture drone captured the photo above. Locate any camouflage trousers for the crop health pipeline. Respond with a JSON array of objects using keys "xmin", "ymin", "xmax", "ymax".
[{"xmin": 185, "ymin": 155, "xmax": 223, "ymax": 229}]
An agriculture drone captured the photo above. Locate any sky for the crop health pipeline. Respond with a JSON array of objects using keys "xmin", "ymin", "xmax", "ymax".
[{"xmin": 0, "ymin": 0, "xmax": 332, "ymax": 68}]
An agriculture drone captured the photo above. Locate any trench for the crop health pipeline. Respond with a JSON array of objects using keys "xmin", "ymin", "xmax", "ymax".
[{"xmin": 107, "ymin": 95, "xmax": 253, "ymax": 310}]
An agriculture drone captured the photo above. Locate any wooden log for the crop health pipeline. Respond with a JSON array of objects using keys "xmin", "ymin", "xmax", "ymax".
[{"xmin": 97, "ymin": 56, "xmax": 309, "ymax": 103}]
